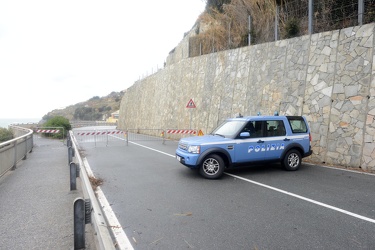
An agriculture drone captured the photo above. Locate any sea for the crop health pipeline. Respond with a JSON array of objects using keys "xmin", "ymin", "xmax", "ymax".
[{"xmin": 0, "ymin": 118, "xmax": 41, "ymax": 128}]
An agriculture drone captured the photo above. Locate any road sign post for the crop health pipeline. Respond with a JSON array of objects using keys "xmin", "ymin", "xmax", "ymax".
[{"xmin": 186, "ymin": 99, "xmax": 196, "ymax": 129}]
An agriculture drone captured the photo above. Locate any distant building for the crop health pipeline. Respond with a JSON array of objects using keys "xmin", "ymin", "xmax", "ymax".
[{"xmin": 106, "ymin": 110, "xmax": 119, "ymax": 123}]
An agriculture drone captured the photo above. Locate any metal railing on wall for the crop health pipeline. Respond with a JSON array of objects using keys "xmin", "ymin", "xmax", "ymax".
[
  {"xmin": 0, "ymin": 126, "xmax": 33, "ymax": 178},
  {"xmin": 190, "ymin": 0, "xmax": 375, "ymax": 57}
]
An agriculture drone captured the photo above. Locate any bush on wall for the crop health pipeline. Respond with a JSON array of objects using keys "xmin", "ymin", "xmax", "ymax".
[{"xmin": 0, "ymin": 128, "xmax": 13, "ymax": 143}]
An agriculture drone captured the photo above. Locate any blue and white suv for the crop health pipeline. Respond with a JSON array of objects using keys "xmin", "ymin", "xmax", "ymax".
[{"xmin": 176, "ymin": 115, "xmax": 312, "ymax": 179}]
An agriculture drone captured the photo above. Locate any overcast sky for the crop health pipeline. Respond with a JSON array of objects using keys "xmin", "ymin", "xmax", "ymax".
[{"xmin": 0, "ymin": 0, "xmax": 205, "ymax": 119}]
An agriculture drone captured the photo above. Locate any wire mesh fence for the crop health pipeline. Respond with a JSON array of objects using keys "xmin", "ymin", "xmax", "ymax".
[
  {"xmin": 72, "ymin": 128, "xmax": 199, "ymax": 147},
  {"xmin": 190, "ymin": 0, "xmax": 375, "ymax": 57},
  {"xmin": 125, "ymin": 129, "xmax": 165, "ymax": 142},
  {"xmin": 125, "ymin": 129, "xmax": 198, "ymax": 144},
  {"xmin": 73, "ymin": 129, "xmax": 126, "ymax": 147}
]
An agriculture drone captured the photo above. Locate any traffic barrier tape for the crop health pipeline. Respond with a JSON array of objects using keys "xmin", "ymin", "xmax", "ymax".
[
  {"xmin": 76, "ymin": 131, "xmax": 125, "ymax": 136},
  {"xmin": 35, "ymin": 129, "xmax": 60, "ymax": 133},
  {"xmin": 167, "ymin": 129, "xmax": 196, "ymax": 134}
]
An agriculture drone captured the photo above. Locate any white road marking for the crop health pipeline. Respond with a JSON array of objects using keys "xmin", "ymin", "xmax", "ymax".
[
  {"xmin": 125, "ymin": 140, "xmax": 375, "ymax": 224},
  {"xmin": 97, "ymin": 185, "xmax": 135, "ymax": 250},
  {"xmin": 225, "ymin": 172, "xmax": 375, "ymax": 224},
  {"xmin": 128, "ymin": 141, "xmax": 175, "ymax": 158}
]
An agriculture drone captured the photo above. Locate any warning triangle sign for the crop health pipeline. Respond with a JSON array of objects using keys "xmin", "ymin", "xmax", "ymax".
[{"xmin": 186, "ymin": 99, "xmax": 196, "ymax": 108}]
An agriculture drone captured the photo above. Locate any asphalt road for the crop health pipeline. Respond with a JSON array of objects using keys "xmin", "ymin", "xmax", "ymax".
[{"xmin": 75, "ymin": 128, "xmax": 375, "ymax": 250}]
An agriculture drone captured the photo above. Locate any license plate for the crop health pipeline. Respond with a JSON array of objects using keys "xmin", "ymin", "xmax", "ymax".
[{"xmin": 176, "ymin": 155, "xmax": 181, "ymax": 162}]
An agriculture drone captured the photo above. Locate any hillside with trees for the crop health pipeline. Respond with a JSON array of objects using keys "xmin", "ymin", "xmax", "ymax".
[{"xmin": 42, "ymin": 91, "xmax": 124, "ymax": 122}]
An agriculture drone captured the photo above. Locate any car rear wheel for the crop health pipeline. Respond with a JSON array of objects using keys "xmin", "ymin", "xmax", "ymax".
[
  {"xmin": 283, "ymin": 149, "xmax": 301, "ymax": 171},
  {"xmin": 199, "ymin": 154, "xmax": 225, "ymax": 179}
]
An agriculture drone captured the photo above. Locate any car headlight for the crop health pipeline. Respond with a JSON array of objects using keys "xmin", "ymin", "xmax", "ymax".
[{"xmin": 188, "ymin": 145, "xmax": 200, "ymax": 154}]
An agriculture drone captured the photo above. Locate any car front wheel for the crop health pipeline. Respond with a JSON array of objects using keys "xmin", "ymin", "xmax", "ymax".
[
  {"xmin": 282, "ymin": 149, "xmax": 301, "ymax": 171},
  {"xmin": 199, "ymin": 154, "xmax": 225, "ymax": 179}
]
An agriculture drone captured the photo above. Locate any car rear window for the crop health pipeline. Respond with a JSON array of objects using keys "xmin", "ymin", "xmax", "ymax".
[{"xmin": 287, "ymin": 117, "xmax": 308, "ymax": 133}]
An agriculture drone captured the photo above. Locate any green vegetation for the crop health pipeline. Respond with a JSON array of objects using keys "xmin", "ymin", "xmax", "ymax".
[
  {"xmin": 42, "ymin": 116, "xmax": 71, "ymax": 139},
  {"xmin": 42, "ymin": 91, "xmax": 124, "ymax": 122},
  {"xmin": 0, "ymin": 127, "xmax": 13, "ymax": 143},
  {"xmin": 283, "ymin": 18, "xmax": 300, "ymax": 38}
]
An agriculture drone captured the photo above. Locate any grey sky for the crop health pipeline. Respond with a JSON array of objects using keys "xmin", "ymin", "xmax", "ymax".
[{"xmin": 0, "ymin": 0, "xmax": 205, "ymax": 119}]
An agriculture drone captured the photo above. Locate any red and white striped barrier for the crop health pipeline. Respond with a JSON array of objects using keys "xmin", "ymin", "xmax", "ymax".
[
  {"xmin": 76, "ymin": 131, "xmax": 125, "ymax": 136},
  {"xmin": 167, "ymin": 129, "xmax": 196, "ymax": 135},
  {"xmin": 36, "ymin": 129, "xmax": 60, "ymax": 133}
]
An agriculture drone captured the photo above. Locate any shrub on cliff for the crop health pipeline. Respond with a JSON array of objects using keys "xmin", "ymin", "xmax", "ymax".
[
  {"xmin": 0, "ymin": 128, "xmax": 14, "ymax": 143},
  {"xmin": 42, "ymin": 116, "xmax": 71, "ymax": 139}
]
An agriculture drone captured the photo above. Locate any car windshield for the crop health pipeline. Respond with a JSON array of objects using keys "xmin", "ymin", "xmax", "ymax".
[{"xmin": 211, "ymin": 120, "xmax": 246, "ymax": 138}]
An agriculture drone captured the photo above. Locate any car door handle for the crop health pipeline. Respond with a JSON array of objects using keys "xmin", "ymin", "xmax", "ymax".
[
  {"xmin": 284, "ymin": 138, "xmax": 290, "ymax": 141},
  {"xmin": 257, "ymin": 140, "xmax": 264, "ymax": 143}
]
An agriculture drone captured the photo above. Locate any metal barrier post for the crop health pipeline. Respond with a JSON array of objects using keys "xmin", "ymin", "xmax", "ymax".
[
  {"xmin": 275, "ymin": 4, "xmax": 279, "ymax": 41},
  {"xmin": 73, "ymin": 198, "xmax": 85, "ymax": 249},
  {"xmin": 248, "ymin": 15, "xmax": 251, "ymax": 46},
  {"xmin": 162, "ymin": 129, "xmax": 166, "ymax": 145},
  {"xmin": 67, "ymin": 134, "xmax": 72, "ymax": 147},
  {"xmin": 126, "ymin": 129, "xmax": 129, "ymax": 146},
  {"xmin": 68, "ymin": 146, "xmax": 73, "ymax": 165},
  {"xmin": 95, "ymin": 129, "xmax": 97, "ymax": 147},
  {"xmin": 358, "ymin": 0, "xmax": 364, "ymax": 25},
  {"xmin": 308, "ymin": 0, "xmax": 313, "ymax": 34},
  {"xmin": 70, "ymin": 162, "xmax": 77, "ymax": 190}
]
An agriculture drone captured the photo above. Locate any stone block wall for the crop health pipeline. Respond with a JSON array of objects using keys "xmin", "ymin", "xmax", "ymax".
[{"xmin": 119, "ymin": 23, "xmax": 375, "ymax": 172}]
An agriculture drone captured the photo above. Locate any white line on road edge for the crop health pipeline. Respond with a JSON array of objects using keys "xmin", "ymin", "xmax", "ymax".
[
  {"xmin": 83, "ymin": 158, "xmax": 134, "ymax": 250},
  {"xmin": 225, "ymin": 172, "xmax": 375, "ymax": 224},
  {"xmin": 304, "ymin": 162, "xmax": 375, "ymax": 176}
]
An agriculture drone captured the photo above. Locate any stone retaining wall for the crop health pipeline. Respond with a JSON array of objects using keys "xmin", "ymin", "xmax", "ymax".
[{"xmin": 119, "ymin": 23, "xmax": 375, "ymax": 172}]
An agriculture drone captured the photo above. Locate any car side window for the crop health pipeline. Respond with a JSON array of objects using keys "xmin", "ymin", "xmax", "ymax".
[
  {"xmin": 266, "ymin": 120, "xmax": 286, "ymax": 137},
  {"xmin": 241, "ymin": 121, "xmax": 263, "ymax": 138},
  {"xmin": 288, "ymin": 117, "xmax": 308, "ymax": 133}
]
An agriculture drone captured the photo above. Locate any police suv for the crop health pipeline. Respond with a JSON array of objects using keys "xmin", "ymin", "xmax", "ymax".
[{"xmin": 176, "ymin": 115, "xmax": 312, "ymax": 179}]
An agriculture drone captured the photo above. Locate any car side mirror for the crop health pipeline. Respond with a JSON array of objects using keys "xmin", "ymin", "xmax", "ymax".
[{"xmin": 240, "ymin": 132, "xmax": 250, "ymax": 138}]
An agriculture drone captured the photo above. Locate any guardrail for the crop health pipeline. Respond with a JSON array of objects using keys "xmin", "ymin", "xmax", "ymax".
[
  {"xmin": 0, "ymin": 126, "xmax": 33, "ymax": 178},
  {"xmin": 68, "ymin": 131, "xmax": 118, "ymax": 249}
]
